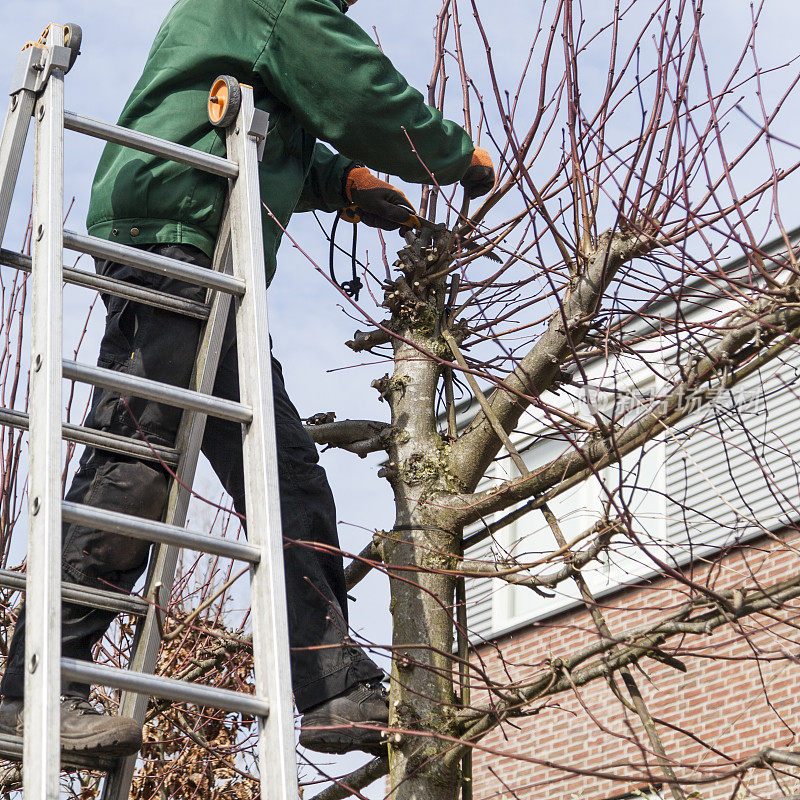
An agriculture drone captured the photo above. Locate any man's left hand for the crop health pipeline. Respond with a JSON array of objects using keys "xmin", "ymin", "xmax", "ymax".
[{"xmin": 344, "ymin": 166, "xmax": 415, "ymax": 231}]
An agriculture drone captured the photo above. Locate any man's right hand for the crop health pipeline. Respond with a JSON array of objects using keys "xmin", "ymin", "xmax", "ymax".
[
  {"xmin": 460, "ymin": 146, "xmax": 496, "ymax": 199},
  {"xmin": 344, "ymin": 166, "xmax": 415, "ymax": 231}
]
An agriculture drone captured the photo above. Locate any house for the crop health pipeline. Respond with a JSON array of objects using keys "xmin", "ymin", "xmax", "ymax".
[{"xmin": 462, "ymin": 228, "xmax": 800, "ymax": 800}]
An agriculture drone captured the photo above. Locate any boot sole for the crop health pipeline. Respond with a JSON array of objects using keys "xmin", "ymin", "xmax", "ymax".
[
  {"xmin": 0, "ymin": 721, "xmax": 142, "ymax": 758},
  {"xmin": 299, "ymin": 713, "xmax": 386, "ymax": 756},
  {"xmin": 61, "ymin": 730, "xmax": 143, "ymax": 758}
]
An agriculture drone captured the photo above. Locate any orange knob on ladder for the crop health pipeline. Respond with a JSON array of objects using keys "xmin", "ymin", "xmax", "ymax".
[{"xmin": 208, "ymin": 75, "xmax": 242, "ymax": 128}]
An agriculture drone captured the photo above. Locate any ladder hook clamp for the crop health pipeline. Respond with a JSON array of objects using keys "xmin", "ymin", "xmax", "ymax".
[
  {"xmin": 9, "ymin": 44, "xmax": 71, "ymax": 96},
  {"xmin": 9, "ymin": 47, "xmax": 45, "ymax": 95},
  {"xmin": 41, "ymin": 45, "xmax": 73, "ymax": 82},
  {"xmin": 246, "ymin": 107, "xmax": 270, "ymax": 162}
]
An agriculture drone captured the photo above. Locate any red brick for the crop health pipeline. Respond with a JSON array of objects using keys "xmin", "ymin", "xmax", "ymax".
[{"xmin": 470, "ymin": 529, "xmax": 800, "ymax": 800}]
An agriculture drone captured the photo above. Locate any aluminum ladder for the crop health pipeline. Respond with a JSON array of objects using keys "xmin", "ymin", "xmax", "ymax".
[{"xmin": 0, "ymin": 23, "xmax": 297, "ymax": 800}]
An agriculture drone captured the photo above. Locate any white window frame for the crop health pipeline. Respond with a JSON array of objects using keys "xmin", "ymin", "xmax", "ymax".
[{"xmin": 491, "ymin": 411, "xmax": 668, "ymax": 634}]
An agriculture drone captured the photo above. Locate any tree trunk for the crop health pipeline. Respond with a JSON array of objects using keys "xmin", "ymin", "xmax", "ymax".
[{"xmin": 383, "ymin": 327, "xmax": 462, "ymax": 800}]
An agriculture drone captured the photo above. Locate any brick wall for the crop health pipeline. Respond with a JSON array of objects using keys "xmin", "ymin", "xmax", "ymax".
[{"xmin": 470, "ymin": 531, "xmax": 800, "ymax": 800}]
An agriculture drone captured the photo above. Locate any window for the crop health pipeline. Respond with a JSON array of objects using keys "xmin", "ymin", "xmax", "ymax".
[
  {"xmin": 492, "ymin": 430, "xmax": 668, "ymax": 632},
  {"xmin": 472, "ymin": 348, "xmax": 800, "ymax": 639}
]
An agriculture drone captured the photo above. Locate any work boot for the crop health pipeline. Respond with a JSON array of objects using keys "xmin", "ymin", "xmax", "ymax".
[
  {"xmin": 299, "ymin": 680, "xmax": 389, "ymax": 755},
  {"xmin": 0, "ymin": 696, "xmax": 143, "ymax": 757}
]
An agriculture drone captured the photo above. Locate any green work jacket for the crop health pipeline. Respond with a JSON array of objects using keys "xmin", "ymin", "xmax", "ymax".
[{"xmin": 86, "ymin": 0, "xmax": 474, "ymax": 285}]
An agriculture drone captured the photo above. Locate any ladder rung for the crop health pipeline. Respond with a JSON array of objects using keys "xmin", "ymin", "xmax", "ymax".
[
  {"xmin": 63, "ymin": 231, "xmax": 245, "ymax": 297},
  {"xmin": 0, "ymin": 406, "xmax": 180, "ymax": 466},
  {"xmin": 0, "ymin": 731, "xmax": 115, "ymax": 772},
  {"xmin": 62, "ymin": 501, "xmax": 261, "ymax": 564},
  {"xmin": 64, "ymin": 111, "xmax": 239, "ymax": 179},
  {"xmin": 63, "ymin": 360, "xmax": 253, "ymax": 424},
  {"xmin": 65, "ymin": 424, "xmax": 180, "ymax": 467},
  {"xmin": 61, "ymin": 658, "xmax": 270, "ymax": 717},
  {"xmin": 0, "ymin": 568, "xmax": 149, "ymax": 617},
  {"xmin": 0, "ymin": 248, "xmax": 210, "ymax": 320}
]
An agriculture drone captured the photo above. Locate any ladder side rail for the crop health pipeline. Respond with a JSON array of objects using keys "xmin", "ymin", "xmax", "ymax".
[
  {"xmin": 102, "ymin": 218, "xmax": 235, "ymax": 800},
  {"xmin": 64, "ymin": 111, "xmax": 238, "ymax": 178},
  {"xmin": 0, "ymin": 48, "xmax": 41, "ymax": 249},
  {"xmin": 24, "ymin": 28, "xmax": 66, "ymax": 800},
  {"xmin": 228, "ymin": 86, "xmax": 297, "ymax": 800}
]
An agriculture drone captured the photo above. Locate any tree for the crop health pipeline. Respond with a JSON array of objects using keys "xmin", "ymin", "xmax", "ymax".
[
  {"xmin": 305, "ymin": 1, "xmax": 800, "ymax": 798},
  {"xmin": 5, "ymin": 2, "xmax": 800, "ymax": 799}
]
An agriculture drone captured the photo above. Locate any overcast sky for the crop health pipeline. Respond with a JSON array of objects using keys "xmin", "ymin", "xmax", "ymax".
[{"xmin": 3, "ymin": 1, "xmax": 800, "ymax": 794}]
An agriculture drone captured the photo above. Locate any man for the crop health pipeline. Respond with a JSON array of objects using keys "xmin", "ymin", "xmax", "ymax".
[{"xmin": 0, "ymin": 0, "xmax": 494, "ymax": 758}]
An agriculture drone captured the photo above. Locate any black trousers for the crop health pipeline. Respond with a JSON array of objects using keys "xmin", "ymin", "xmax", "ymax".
[{"xmin": 1, "ymin": 243, "xmax": 381, "ymax": 712}]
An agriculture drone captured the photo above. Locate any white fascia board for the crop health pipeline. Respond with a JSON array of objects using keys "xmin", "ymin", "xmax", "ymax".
[{"xmin": 474, "ymin": 518, "xmax": 790, "ymax": 646}]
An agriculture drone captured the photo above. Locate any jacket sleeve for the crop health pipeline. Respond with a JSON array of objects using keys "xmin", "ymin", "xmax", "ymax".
[
  {"xmin": 254, "ymin": 0, "xmax": 474, "ymax": 185},
  {"xmin": 295, "ymin": 142, "xmax": 352, "ymax": 213}
]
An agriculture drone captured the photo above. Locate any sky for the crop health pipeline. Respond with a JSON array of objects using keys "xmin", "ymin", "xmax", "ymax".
[
  {"xmin": 0, "ymin": 0, "xmax": 545, "ymax": 689},
  {"xmin": 2, "ymin": 0, "xmax": 800, "ymax": 794}
]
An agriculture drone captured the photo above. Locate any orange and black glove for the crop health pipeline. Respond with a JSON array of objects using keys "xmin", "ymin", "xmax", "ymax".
[
  {"xmin": 460, "ymin": 146, "xmax": 496, "ymax": 199},
  {"xmin": 343, "ymin": 165, "xmax": 415, "ymax": 231}
]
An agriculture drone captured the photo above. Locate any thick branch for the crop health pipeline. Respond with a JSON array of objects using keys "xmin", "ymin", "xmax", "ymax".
[
  {"xmin": 312, "ymin": 757, "xmax": 390, "ymax": 800},
  {"xmin": 445, "ymin": 568, "xmax": 800, "ymax": 763},
  {"xmin": 450, "ymin": 229, "xmax": 653, "ymax": 489},
  {"xmin": 344, "ymin": 538, "xmax": 382, "ymax": 591},
  {"xmin": 346, "ymin": 328, "xmax": 392, "ymax": 352},
  {"xmin": 306, "ymin": 419, "xmax": 393, "ymax": 457},
  {"xmin": 449, "ymin": 293, "xmax": 800, "ymax": 526},
  {"xmin": 456, "ymin": 517, "xmax": 616, "ymax": 592},
  {"xmin": 346, "ymin": 518, "xmax": 614, "ymax": 594}
]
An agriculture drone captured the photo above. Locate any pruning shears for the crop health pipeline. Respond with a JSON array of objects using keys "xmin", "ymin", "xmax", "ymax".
[{"xmin": 341, "ymin": 204, "xmax": 436, "ymax": 232}]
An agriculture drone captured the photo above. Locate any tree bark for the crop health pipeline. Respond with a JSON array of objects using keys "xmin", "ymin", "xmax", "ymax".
[{"xmin": 384, "ymin": 325, "xmax": 462, "ymax": 800}]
